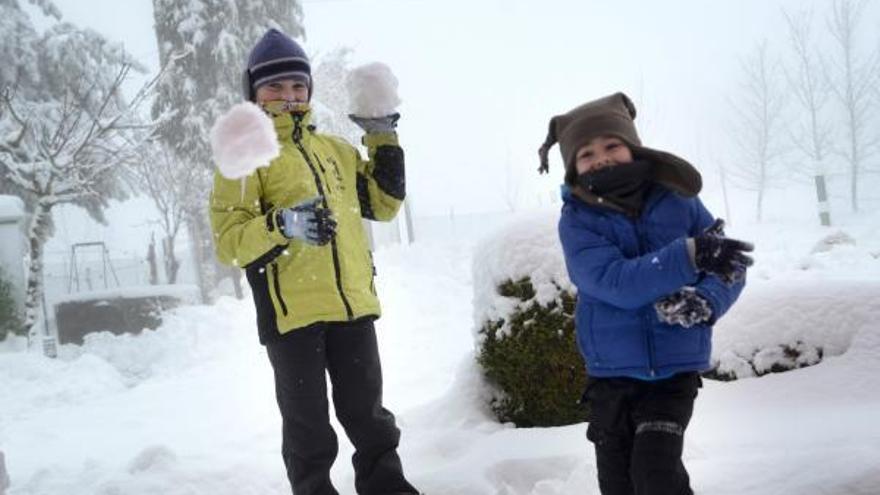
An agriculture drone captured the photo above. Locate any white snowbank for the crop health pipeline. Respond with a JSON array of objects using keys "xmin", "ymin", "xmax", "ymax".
[
  {"xmin": 713, "ymin": 280, "xmax": 880, "ymax": 378},
  {"xmin": 471, "ymin": 212, "xmax": 572, "ymax": 340}
]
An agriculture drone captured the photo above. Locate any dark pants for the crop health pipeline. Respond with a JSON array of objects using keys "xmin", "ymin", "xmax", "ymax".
[
  {"xmin": 584, "ymin": 372, "xmax": 701, "ymax": 495},
  {"xmin": 266, "ymin": 318, "xmax": 418, "ymax": 495}
]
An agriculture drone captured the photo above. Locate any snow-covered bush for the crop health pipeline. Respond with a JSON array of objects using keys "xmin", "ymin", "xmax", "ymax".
[
  {"xmin": 708, "ymin": 280, "xmax": 880, "ymax": 380},
  {"xmin": 0, "ymin": 268, "xmax": 24, "ymax": 341},
  {"xmin": 473, "ymin": 213, "xmax": 587, "ymax": 427}
]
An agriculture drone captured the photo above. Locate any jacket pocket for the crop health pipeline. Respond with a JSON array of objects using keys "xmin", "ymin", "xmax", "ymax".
[{"xmin": 271, "ymin": 262, "xmax": 289, "ymax": 316}]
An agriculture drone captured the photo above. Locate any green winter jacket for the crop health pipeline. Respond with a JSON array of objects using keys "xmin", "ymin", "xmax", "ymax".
[{"xmin": 209, "ymin": 107, "xmax": 405, "ymax": 342}]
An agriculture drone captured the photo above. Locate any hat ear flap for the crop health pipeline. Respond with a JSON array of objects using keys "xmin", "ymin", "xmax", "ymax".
[
  {"xmin": 241, "ymin": 69, "xmax": 254, "ymax": 101},
  {"xmin": 538, "ymin": 116, "xmax": 559, "ymax": 174},
  {"xmin": 618, "ymin": 92, "xmax": 637, "ymax": 119}
]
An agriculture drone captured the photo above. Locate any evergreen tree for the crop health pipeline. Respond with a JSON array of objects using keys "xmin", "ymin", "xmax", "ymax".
[{"xmin": 151, "ymin": 0, "xmax": 305, "ymax": 302}]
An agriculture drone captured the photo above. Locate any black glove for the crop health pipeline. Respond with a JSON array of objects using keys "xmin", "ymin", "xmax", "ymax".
[
  {"xmin": 655, "ymin": 287, "xmax": 713, "ymax": 328},
  {"xmin": 693, "ymin": 228, "xmax": 754, "ymax": 285},
  {"xmin": 275, "ymin": 197, "xmax": 337, "ymax": 246},
  {"xmin": 703, "ymin": 218, "xmax": 727, "ymax": 237},
  {"xmin": 348, "ymin": 113, "xmax": 400, "ymax": 133}
]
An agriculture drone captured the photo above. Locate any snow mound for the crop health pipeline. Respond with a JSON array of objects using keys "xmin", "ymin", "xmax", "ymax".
[
  {"xmin": 210, "ymin": 102, "xmax": 279, "ymax": 179},
  {"xmin": 471, "ymin": 211, "xmax": 571, "ymax": 340},
  {"xmin": 347, "ymin": 62, "xmax": 401, "ymax": 117},
  {"xmin": 127, "ymin": 446, "xmax": 178, "ymax": 474},
  {"xmin": 712, "ymin": 280, "xmax": 880, "ymax": 378},
  {"xmin": 810, "ymin": 230, "xmax": 856, "ymax": 254}
]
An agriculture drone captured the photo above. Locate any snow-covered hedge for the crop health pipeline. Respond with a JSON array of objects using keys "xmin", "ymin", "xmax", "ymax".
[{"xmin": 473, "ymin": 213, "xmax": 587, "ymax": 427}]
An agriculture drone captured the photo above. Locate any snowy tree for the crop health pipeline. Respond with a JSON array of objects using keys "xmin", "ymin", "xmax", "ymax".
[
  {"xmin": 128, "ymin": 140, "xmax": 197, "ymax": 284},
  {"xmin": 311, "ymin": 46, "xmax": 361, "ymax": 146},
  {"xmin": 783, "ymin": 8, "xmax": 836, "ymax": 226},
  {"xmin": 0, "ymin": 0, "xmax": 54, "ymax": 202},
  {"xmin": 728, "ymin": 41, "xmax": 788, "ymax": 222},
  {"xmin": 151, "ymin": 0, "xmax": 305, "ymax": 302},
  {"xmin": 0, "ymin": 16, "xmax": 154, "ymax": 345},
  {"xmin": 827, "ymin": 0, "xmax": 879, "ymax": 212}
]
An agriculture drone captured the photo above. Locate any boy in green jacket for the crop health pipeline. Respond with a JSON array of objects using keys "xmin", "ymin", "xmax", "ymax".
[{"xmin": 210, "ymin": 29, "xmax": 419, "ymax": 495}]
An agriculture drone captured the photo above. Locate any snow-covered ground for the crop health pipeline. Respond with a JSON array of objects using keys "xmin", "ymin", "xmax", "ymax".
[{"xmin": 2, "ymin": 212, "xmax": 880, "ymax": 495}]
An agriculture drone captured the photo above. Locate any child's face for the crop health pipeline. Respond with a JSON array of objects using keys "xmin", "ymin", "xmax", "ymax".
[
  {"xmin": 256, "ymin": 79, "xmax": 310, "ymax": 105},
  {"xmin": 575, "ymin": 136, "xmax": 633, "ymax": 174}
]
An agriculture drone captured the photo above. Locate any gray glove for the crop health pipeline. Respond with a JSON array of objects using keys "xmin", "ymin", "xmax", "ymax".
[
  {"xmin": 275, "ymin": 196, "xmax": 337, "ymax": 246},
  {"xmin": 655, "ymin": 287, "xmax": 713, "ymax": 328},
  {"xmin": 348, "ymin": 113, "xmax": 400, "ymax": 133}
]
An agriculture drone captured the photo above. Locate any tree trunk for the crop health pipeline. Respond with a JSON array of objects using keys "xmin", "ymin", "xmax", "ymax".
[
  {"xmin": 850, "ymin": 155, "xmax": 859, "ymax": 213},
  {"xmin": 24, "ymin": 200, "xmax": 52, "ymax": 350},
  {"xmin": 756, "ymin": 187, "xmax": 764, "ymax": 223},
  {"xmin": 187, "ymin": 213, "xmax": 210, "ymax": 303},
  {"xmin": 147, "ymin": 236, "xmax": 159, "ymax": 285},
  {"xmin": 229, "ymin": 267, "xmax": 243, "ymax": 300},
  {"xmin": 720, "ymin": 165, "xmax": 732, "ymax": 226},
  {"xmin": 162, "ymin": 235, "xmax": 180, "ymax": 284}
]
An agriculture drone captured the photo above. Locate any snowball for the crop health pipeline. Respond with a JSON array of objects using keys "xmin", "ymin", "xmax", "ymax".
[
  {"xmin": 210, "ymin": 102, "xmax": 279, "ymax": 179},
  {"xmin": 347, "ymin": 62, "xmax": 401, "ymax": 117}
]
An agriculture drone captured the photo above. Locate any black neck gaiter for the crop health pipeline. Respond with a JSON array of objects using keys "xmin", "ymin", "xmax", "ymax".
[{"xmin": 576, "ymin": 160, "xmax": 655, "ymax": 216}]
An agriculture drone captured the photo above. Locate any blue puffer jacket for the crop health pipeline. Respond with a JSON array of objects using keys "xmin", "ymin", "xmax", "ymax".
[{"xmin": 558, "ymin": 185, "xmax": 744, "ymax": 380}]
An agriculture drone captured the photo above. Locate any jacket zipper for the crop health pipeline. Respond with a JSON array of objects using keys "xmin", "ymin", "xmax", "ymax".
[
  {"xmin": 634, "ymin": 218, "xmax": 657, "ymax": 377},
  {"xmin": 312, "ymin": 153, "xmax": 335, "ymax": 193},
  {"xmin": 271, "ymin": 262, "xmax": 288, "ymax": 316},
  {"xmin": 291, "ymin": 113, "xmax": 354, "ymax": 320}
]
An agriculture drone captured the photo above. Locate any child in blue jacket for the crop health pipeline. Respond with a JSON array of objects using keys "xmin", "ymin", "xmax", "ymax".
[{"xmin": 539, "ymin": 93, "xmax": 753, "ymax": 495}]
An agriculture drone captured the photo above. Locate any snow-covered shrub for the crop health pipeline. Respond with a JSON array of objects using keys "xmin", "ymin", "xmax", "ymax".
[
  {"xmin": 705, "ymin": 341, "xmax": 825, "ymax": 381},
  {"xmin": 473, "ymin": 213, "xmax": 587, "ymax": 427},
  {"xmin": 0, "ymin": 269, "xmax": 24, "ymax": 340},
  {"xmin": 708, "ymin": 280, "xmax": 880, "ymax": 380},
  {"xmin": 810, "ymin": 230, "xmax": 856, "ymax": 254},
  {"xmin": 477, "ymin": 277, "xmax": 585, "ymax": 426}
]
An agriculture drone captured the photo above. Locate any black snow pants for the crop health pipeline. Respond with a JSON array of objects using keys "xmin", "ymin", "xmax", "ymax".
[
  {"xmin": 584, "ymin": 372, "xmax": 701, "ymax": 495},
  {"xmin": 265, "ymin": 318, "xmax": 418, "ymax": 495}
]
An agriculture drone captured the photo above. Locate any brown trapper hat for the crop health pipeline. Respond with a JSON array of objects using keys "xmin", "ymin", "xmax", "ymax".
[{"xmin": 537, "ymin": 92, "xmax": 702, "ymax": 197}]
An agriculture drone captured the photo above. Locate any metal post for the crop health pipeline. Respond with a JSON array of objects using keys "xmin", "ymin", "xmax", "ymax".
[
  {"xmin": 815, "ymin": 174, "xmax": 831, "ymax": 227},
  {"xmin": 404, "ymin": 199, "xmax": 415, "ymax": 244}
]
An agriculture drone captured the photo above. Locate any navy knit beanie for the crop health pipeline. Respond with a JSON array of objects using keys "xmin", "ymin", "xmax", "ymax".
[{"xmin": 242, "ymin": 28, "xmax": 311, "ymax": 101}]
